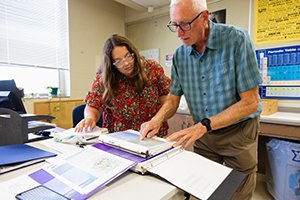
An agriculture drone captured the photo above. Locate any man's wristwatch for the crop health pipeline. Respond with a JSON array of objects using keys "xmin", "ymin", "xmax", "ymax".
[{"xmin": 200, "ymin": 118, "xmax": 212, "ymax": 133}]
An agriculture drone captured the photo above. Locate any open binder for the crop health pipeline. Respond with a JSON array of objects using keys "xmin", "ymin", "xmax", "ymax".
[
  {"xmin": 98, "ymin": 129, "xmax": 174, "ymax": 158},
  {"xmin": 28, "ymin": 130, "xmax": 245, "ymax": 200}
]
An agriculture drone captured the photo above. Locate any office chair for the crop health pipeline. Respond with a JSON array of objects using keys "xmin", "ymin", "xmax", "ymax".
[{"xmin": 72, "ymin": 104, "xmax": 103, "ymax": 128}]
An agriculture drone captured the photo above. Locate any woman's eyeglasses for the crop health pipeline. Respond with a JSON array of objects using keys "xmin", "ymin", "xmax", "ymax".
[{"xmin": 113, "ymin": 53, "xmax": 134, "ymax": 68}]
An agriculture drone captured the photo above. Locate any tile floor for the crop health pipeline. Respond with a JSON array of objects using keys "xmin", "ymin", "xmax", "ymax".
[{"xmin": 253, "ymin": 174, "xmax": 274, "ymax": 200}]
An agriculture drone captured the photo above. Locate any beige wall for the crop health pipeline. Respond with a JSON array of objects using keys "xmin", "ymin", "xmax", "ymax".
[
  {"xmin": 125, "ymin": 0, "xmax": 251, "ymax": 77},
  {"xmin": 126, "ymin": 15, "xmax": 180, "ymax": 77},
  {"xmin": 69, "ymin": 0, "xmax": 125, "ymax": 99}
]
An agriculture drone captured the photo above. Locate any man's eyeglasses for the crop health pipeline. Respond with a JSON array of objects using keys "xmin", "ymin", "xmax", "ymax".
[
  {"xmin": 113, "ymin": 53, "xmax": 134, "ymax": 68},
  {"xmin": 167, "ymin": 12, "xmax": 203, "ymax": 32}
]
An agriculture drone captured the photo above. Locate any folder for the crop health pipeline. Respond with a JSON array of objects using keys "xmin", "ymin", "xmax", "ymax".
[{"xmin": 0, "ymin": 144, "xmax": 57, "ymax": 166}]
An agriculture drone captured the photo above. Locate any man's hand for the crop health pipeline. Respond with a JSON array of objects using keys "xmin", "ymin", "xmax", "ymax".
[
  {"xmin": 140, "ymin": 118, "xmax": 162, "ymax": 139},
  {"xmin": 167, "ymin": 123, "xmax": 207, "ymax": 149}
]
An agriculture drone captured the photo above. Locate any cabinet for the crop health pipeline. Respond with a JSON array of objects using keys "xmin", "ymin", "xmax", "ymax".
[
  {"xmin": 167, "ymin": 113, "xmax": 194, "ymax": 134},
  {"xmin": 167, "ymin": 112, "xmax": 194, "ymax": 151},
  {"xmin": 33, "ymin": 99, "xmax": 84, "ymax": 129}
]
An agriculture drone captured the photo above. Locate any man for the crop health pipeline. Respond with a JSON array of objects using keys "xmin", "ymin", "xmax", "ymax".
[{"xmin": 140, "ymin": 0, "xmax": 262, "ymax": 199}]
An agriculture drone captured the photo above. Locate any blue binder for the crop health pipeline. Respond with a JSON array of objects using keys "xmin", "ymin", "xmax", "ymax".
[{"xmin": 0, "ymin": 144, "xmax": 57, "ymax": 166}]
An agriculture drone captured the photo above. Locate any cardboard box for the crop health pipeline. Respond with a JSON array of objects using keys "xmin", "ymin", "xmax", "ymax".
[{"xmin": 261, "ymin": 99, "xmax": 278, "ymax": 115}]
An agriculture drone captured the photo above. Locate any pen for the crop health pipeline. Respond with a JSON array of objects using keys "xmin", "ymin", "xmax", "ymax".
[{"xmin": 86, "ymin": 136, "xmax": 99, "ymax": 141}]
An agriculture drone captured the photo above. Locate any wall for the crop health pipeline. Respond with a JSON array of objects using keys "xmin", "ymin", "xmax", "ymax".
[
  {"xmin": 125, "ymin": 0, "xmax": 251, "ymax": 77},
  {"xmin": 69, "ymin": 0, "xmax": 125, "ymax": 99}
]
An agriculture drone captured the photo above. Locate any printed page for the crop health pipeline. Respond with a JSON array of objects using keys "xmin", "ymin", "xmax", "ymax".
[
  {"xmin": 42, "ymin": 146, "xmax": 136, "ymax": 194},
  {"xmin": 148, "ymin": 150, "xmax": 232, "ymax": 200}
]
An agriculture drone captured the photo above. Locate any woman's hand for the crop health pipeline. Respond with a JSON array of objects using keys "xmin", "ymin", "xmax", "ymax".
[{"xmin": 74, "ymin": 117, "xmax": 97, "ymax": 132}]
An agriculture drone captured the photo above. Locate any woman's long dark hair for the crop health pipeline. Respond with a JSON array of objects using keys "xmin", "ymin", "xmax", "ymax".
[{"xmin": 99, "ymin": 34, "xmax": 148, "ymax": 107}]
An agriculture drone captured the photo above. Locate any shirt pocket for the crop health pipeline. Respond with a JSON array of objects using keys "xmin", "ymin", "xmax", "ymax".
[{"xmin": 214, "ymin": 60, "xmax": 235, "ymax": 92}]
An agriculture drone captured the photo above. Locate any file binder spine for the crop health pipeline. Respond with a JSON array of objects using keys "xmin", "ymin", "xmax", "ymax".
[{"xmin": 133, "ymin": 147, "xmax": 183, "ymax": 174}]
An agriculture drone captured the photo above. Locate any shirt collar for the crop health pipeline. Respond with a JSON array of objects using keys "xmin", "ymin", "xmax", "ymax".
[{"xmin": 188, "ymin": 20, "xmax": 218, "ymax": 55}]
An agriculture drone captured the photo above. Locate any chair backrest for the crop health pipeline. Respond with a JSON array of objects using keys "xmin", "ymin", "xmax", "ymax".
[{"xmin": 72, "ymin": 104, "xmax": 103, "ymax": 128}]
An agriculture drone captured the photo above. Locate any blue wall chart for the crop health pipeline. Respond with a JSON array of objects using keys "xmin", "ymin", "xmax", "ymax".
[{"xmin": 256, "ymin": 45, "xmax": 300, "ymax": 100}]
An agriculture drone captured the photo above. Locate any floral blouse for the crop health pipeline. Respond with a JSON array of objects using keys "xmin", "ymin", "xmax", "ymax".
[{"xmin": 85, "ymin": 59, "xmax": 171, "ymax": 137}]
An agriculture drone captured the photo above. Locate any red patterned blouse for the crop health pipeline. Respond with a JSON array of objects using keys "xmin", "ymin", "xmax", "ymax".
[{"xmin": 85, "ymin": 59, "xmax": 171, "ymax": 137}]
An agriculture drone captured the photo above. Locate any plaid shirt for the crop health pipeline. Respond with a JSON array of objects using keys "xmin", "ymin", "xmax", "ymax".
[{"xmin": 170, "ymin": 20, "xmax": 262, "ymax": 123}]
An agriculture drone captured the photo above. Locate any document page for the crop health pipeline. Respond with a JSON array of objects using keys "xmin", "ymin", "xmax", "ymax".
[
  {"xmin": 148, "ymin": 150, "xmax": 232, "ymax": 200},
  {"xmin": 41, "ymin": 146, "xmax": 136, "ymax": 195}
]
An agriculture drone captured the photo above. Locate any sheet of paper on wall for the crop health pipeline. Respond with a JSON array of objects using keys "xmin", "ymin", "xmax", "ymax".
[
  {"xmin": 98, "ymin": 129, "xmax": 174, "ymax": 158},
  {"xmin": 28, "ymin": 146, "xmax": 136, "ymax": 200},
  {"xmin": 51, "ymin": 126, "xmax": 108, "ymax": 144}
]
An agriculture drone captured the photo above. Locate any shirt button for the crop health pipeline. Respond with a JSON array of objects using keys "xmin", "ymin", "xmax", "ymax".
[
  {"xmin": 205, "ymin": 108, "xmax": 208, "ymax": 112},
  {"xmin": 201, "ymin": 76, "xmax": 205, "ymax": 80},
  {"xmin": 203, "ymin": 92, "xmax": 206, "ymax": 95},
  {"xmin": 200, "ymin": 59, "xmax": 203, "ymax": 63}
]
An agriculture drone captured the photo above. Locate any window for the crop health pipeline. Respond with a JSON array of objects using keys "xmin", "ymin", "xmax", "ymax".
[{"xmin": 0, "ymin": 0, "xmax": 70, "ymax": 97}]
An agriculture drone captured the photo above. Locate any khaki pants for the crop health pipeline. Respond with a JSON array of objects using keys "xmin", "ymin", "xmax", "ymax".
[{"xmin": 194, "ymin": 117, "xmax": 259, "ymax": 200}]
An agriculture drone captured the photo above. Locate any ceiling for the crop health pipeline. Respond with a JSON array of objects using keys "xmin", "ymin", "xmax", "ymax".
[{"xmin": 114, "ymin": 0, "xmax": 170, "ymax": 12}]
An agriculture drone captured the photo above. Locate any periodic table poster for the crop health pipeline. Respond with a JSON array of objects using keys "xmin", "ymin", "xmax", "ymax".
[{"xmin": 256, "ymin": 45, "xmax": 300, "ymax": 99}]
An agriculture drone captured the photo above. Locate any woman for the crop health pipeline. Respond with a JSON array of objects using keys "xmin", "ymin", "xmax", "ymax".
[{"xmin": 75, "ymin": 34, "xmax": 170, "ymax": 137}]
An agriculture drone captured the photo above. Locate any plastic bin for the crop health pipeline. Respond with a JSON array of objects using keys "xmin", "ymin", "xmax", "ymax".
[{"xmin": 266, "ymin": 138, "xmax": 300, "ymax": 200}]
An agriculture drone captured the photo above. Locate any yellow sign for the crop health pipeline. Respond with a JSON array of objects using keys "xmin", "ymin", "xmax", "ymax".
[{"xmin": 254, "ymin": 0, "xmax": 300, "ymax": 44}]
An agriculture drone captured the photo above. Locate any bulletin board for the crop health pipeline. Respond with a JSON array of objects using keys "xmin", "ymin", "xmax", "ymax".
[{"xmin": 256, "ymin": 45, "xmax": 300, "ymax": 99}]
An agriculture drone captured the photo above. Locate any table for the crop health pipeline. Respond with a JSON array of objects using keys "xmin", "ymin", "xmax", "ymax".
[{"xmin": 0, "ymin": 139, "xmax": 184, "ymax": 200}]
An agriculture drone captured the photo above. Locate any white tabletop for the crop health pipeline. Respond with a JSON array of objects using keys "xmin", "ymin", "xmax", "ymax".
[{"xmin": 260, "ymin": 112, "xmax": 300, "ymax": 126}]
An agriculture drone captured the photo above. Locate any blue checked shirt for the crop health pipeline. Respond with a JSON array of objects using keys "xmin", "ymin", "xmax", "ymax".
[{"xmin": 170, "ymin": 20, "xmax": 262, "ymax": 124}]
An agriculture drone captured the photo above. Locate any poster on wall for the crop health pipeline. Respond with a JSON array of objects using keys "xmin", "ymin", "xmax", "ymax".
[
  {"xmin": 253, "ymin": 0, "xmax": 300, "ymax": 44},
  {"xmin": 256, "ymin": 45, "xmax": 300, "ymax": 100},
  {"xmin": 165, "ymin": 54, "xmax": 173, "ymax": 68},
  {"xmin": 209, "ymin": 9, "xmax": 226, "ymax": 24},
  {"xmin": 140, "ymin": 48, "xmax": 159, "ymax": 63}
]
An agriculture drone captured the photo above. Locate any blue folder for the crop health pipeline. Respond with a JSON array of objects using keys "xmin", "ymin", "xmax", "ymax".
[{"xmin": 0, "ymin": 144, "xmax": 57, "ymax": 166}]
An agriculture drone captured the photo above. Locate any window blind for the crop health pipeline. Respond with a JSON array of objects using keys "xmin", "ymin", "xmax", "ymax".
[{"xmin": 0, "ymin": 0, "xmax": 69, "ymax": 96}]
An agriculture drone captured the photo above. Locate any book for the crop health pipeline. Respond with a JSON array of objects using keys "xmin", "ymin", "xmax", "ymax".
[{"xmin": 97, "ymin": 129, "xmax": 174, "ymax": 158}]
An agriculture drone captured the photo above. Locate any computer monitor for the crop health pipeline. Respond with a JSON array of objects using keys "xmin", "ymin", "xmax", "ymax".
[{"xmin": 0, "ymin": 79, "xmax": 26, "ymax": 114}]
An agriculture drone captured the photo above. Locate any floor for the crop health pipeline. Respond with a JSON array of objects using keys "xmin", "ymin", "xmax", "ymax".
[
  {"xmin": 189, "ymin": 173, "xmax": 274, "ymax": 200},
  {"xmin": 253, "ymin": 174, "xmax": 274, "ymax": 200}
]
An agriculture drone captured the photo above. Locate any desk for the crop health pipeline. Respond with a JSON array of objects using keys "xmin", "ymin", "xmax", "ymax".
[{"xmin": 0, "ymin": 140, "xmax": 184, "ymax": 200}]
